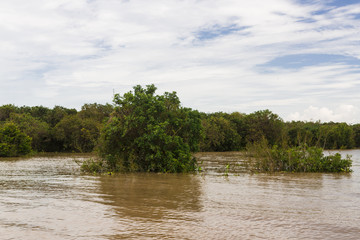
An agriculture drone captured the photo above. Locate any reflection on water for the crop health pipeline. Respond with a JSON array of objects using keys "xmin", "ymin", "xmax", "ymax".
[
  {"xmin": 98, "ymin": 174, "xmax": 202, "ymax": 239},
  {"xmin": 99, "ymin": 174, "xmax": 202, "ymax": 218},
  {"xmin": 0, "ymin": 151, "xmax": 360, "ymax": 239}
]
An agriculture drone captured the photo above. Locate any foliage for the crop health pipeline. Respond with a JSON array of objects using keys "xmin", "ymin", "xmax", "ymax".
[
  {"xmin": 246, "ymin": 138, "xmax": 352, "ymax": 173},
  {"xmin": 200, "ymin": 113, "xmax": 242, "ymax": 151},
  {"xmin": 9, "ymin": 113, "xmax": 51, "ymax": 152},
  {"xmin": 0, "ymin": 104, "xmax": 112, "ymax": 154},
  {"xmin": 78, "ymin": 103, "xmax": 113, "ymax": 122},
  {"xmin": 80, "ymin": 158, "xmax": 105, "ymax": 173},
  {"xmin": 324, "ymin": 122, "xmax": 354, "ymax": 149},
  {"xmin": 286, "ymin": 121, "xmax": 356, "ymax": 150},
  {"xmin": 54, "ymin": 114, "xmax": 102, "ymax": 152},
  {"xmin": 0, "ymin": 104, "xmax": 19, "ymax": 121},
  {"xmin": 353, "ymin": 124, "xmax": 360, "ymax": 148},
  {"xmin": 97, "ymin": 84, "xmax": 202, "ymax": 172},
  {"xmin": 0, "ymin": 123, "xmax": 32, "ymax": 157},
  {"xmin": 0, "ymin": 89, "xmax": 360, "ymax": 157},
  {"xmin": 244, "ymin": 110, "xmax": 285, "ymax": 146}
]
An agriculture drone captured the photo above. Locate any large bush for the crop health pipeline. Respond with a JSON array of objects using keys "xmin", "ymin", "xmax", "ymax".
[
  {"xmin": 0, "ymin": 123, "xmax": 32, "ymax": 157},
  {"xmin": 97, "ymin": 84, "xmax": 202, "ymax": 173}
]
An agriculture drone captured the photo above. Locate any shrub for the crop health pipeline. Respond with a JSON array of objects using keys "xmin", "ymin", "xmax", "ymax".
[
  {"xmin": 80, "ymin": 158, "xmax": 104, "ymax": 173},
  {"xmin": 246, "ymin": 138, "xmax": 352, "ymax": 172}
]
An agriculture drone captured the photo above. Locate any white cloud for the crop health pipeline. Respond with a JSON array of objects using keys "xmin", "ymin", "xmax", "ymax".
[
  {"xmin": 0, "ymin": 0, "xmax": 359, "ymax": 122},
  {"xmin": 287, "ymin": 105, "xmax": 360, "ymax": 123}
]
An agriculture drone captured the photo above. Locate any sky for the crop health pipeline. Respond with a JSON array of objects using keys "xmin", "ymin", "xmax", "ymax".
[{"xmin": 0, "ymin": 0, "xmax": 360, "ymax": 123}]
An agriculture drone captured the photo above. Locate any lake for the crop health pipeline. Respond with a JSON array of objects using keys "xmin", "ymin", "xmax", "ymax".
[{"xmin": 1, "ymin": 150, "xmax": 360, "ymax": 239}]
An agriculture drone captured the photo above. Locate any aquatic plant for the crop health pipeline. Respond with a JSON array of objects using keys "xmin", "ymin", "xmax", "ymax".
[
  {"xmin": 80, "ymin": 158, "xmax": 104, "ymax": 173},
  {"xmin": 224, "ymin": 164, "xmax": 230, "ymax": 176},
  {"xmin": 245, "ymin": 138, "xmax": 352, "ymax": 173}
]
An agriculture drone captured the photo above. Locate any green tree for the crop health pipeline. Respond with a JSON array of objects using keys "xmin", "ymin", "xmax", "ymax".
[
  {"xmin": 9, "ymin": 113, "xmax": 51, "ymax": 152},
  {"xmin": 47, "ymin": 106, "xmax": 77, "ymax": 127},
  {"xmin": 353, "ymin": 124, "xmax": 360, "ymax": 148},
  {"xmin": 0, "ymin": 104, "xmax": 19, "ymax": 121},
  {"xmin": 21, "ymin": 106, "xmax": 51, "ymax": 123},
  {"xmin": 200, "ymin": 114, "xmax": 241, "ymax": 151},
  {"xmin": 227, "ymin": 112, "xmax": 248, "ymax": 148},
  {"xmin": 324, "ymin": 123, "xmax": 354, "ymax": 149},
  {"xmin": 245, "ymin": 110, "xmax": 284, "ymax": 146},
  {"xmin": 98, "ymin": 84, "xmax": 202, "ymax": 172},
  {"xmin": 54, "ymin": 115, "xmax": 101, "ymax": 152},
  {"xmin": 286, "ymin": 121, "xmax": 318, "ymax": 147},
  {"xmin": 78, "ymin": 103, "xmax": 113, "ymax": 122},
  {"xmin": 0, "ymin": 123, "xmax": 32, "ymax": 157}
]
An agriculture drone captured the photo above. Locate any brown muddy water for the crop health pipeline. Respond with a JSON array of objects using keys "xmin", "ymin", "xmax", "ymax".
[{"xmin": 1, "ymin": 151, "xmax": 360, "ymax": 240}]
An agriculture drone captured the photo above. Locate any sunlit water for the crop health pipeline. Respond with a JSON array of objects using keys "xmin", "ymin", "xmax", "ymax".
[{"xmin": 1, "ymin": 151, "xmax": 360, "ymax": 239}]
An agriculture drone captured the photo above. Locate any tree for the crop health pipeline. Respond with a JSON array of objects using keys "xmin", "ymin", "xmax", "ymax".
[
  {"xmin": 47, "ymin": 106, "xmax": 77, "ymax": 127},
  {"xmin": 78, "ymin": 103, "xmax": 113, "ymax": 122},
  {"xmin": 244, "ymin": 110, "xmax": 284, "ymax": 146},
  {"xmin": 98, "ymin": 84, "xmax": 202, "ymax": 172},
  {"xmin": 353, "ymin": 124, "xmax": 360, "ymax": 148},
  {"xmin": 324, "ymin": 123, "xmax": 354, "ymax": 149},
  {"xmin": 54, "ymin": 115, "xmax": 101, "ymax": 152},
  {"xmin": 9, "ymin": 113, "xmax": 51, "ymax": 152},
  {"xmin": 286, "ymin": 121, "xmax": 318, "ymax": 147},
  {"xmin": 0, "ymin": 123, "xmax": 32, "ymax": 157},
  {"xmin": 200, "ymin": 114, "xmax": 241, "ymax": 151},
  {"xmin": 0, "ymin": 104, "xmax": 18, "ymax": 121}
]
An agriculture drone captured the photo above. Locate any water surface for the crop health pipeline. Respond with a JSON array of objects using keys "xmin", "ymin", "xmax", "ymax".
[{"xmin": 1, "ymin": 151, "xmax": 360, "ymax": 239}]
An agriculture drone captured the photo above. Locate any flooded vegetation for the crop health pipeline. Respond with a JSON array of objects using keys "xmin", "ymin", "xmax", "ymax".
[
  {"xmin": 1, "ymin": 86, "xmax": 360, "ymax": 238},
  {"xmin": 1, "ymin": 150, "xmax": 360, "ymax": 239}
]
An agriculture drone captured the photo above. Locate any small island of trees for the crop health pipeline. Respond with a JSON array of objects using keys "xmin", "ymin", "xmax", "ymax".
[{"xmin": 0, "ymin": 85, "xmax": 356, "ymax": 172}]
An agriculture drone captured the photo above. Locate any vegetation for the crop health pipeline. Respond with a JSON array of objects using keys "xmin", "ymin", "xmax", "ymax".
[
  {"xmin": 0, "ymin": 85, "xmax": 357, "ymax": 173},
  {"xmin": 246, "ymin": 138, "xmax": 352, "ymax": 173},
  {"xmin": 0, "ymin": 123, "xmax": 32, "ymax": 157},
  {"xmin": 0, "ymin": 103, "xmax": 113, "ymax": 154},
  {"xmin": 97, "ymin": 84, "xmax": 202, "ymax": 173},
  {"xmin": 198, "ymin": 112, "xmax": 358, "ymax": 152}
]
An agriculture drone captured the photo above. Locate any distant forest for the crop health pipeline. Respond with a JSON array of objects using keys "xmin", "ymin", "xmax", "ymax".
[{"xmin": 0, "ymin": 103, "xmax": 360, "ymax": 157}]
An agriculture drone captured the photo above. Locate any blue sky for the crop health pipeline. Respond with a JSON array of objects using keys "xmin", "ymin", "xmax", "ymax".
[{"xmin": 0, "ymin": 0, "xmax": 359, "ymax": 123}]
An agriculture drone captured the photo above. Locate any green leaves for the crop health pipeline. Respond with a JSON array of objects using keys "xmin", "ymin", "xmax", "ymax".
[
  {"xmin": 0, "ymin": 123, "xmax": 32, "ymax": 157},
  {"xmin": 246, "ymin": 138, "xmax": 352, "ymax": 172},
  {"xmin": 98, "ymin": 84, "xmax": 202, "ymax": 173}
]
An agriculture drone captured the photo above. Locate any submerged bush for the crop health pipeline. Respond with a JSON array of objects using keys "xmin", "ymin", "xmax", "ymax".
[
  {"xmin": 93, "ymin": 84, "xmax": 202, "ymax": 173},
  {"xmin": 246, "ymin": 138, "xmax": 352, "ymax": 172},
  {"xmin": 80, "ymin": 158, "xmax": 105, "ymax": 173}
]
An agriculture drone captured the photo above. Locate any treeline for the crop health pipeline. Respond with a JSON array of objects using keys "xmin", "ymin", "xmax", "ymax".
[
  {"xmin": 0, "ymin": 104, "xmax": 113, "ymax": 156},
  {"xmin": 1, "ymin": 104, "xmax": 360, "ymax": 157},
  {"xmin": 199, "ymin": 110, "xmax": 360, "ymax": 151}
]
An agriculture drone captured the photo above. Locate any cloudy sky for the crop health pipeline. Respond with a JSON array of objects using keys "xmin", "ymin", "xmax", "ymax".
[{"xmin": 0, "ymin": 0, "xmax": 359, "ymax": 123}]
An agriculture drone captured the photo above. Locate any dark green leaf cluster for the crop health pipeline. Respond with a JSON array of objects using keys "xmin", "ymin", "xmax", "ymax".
[
  {"xmin": 98, "ymin": 84, "xmax": 202, "ymax": 172},
  {"xmin": 0, "ymin": 123, "xmax": 32, "ymax": 157}
]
